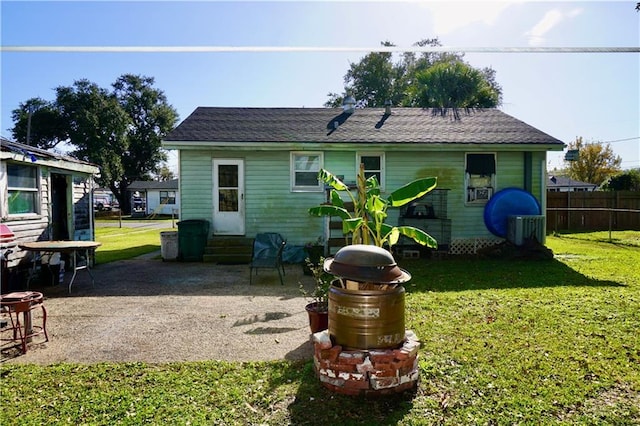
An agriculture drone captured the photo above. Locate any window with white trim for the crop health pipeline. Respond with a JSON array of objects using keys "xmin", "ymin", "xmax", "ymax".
[
  {"xmin": 7, "ymin": 163, "xmax": 39, "ymax": 215},
  {"xmin": 465, "ymin": 153, "xmax": 496, "ymax": 204},
  {"xmin": 291, "ymin": 152, "xmax": 323, "ymax": 191},
  {"xmin": 357, "ymin": 153, "xmax": 385, "ymax": 189},
  {"xmin": 160, "ymin": 191, "xmax": 176, "ymax": 205}
]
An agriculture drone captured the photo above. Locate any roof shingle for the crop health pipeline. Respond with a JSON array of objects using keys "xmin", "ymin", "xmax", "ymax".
[{"xmin": 164, "ymin": 107, "xmax": 564, "ymax": 146}]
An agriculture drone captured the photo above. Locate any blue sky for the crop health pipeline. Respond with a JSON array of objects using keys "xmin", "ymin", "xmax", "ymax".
[{"xmin": 2, "ymin": 0, "xmax": 639, "ymax": 172}]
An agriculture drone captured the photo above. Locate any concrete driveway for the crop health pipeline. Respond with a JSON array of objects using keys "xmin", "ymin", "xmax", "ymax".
[{"xmin": 2, "ymin": 256, "xmax": 316, "ymax": 365}]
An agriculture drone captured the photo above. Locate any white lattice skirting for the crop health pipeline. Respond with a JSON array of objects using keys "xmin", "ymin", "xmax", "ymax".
[{"xmin": 449, "ymin": 238, "xmax": 503, "ymax": 255}]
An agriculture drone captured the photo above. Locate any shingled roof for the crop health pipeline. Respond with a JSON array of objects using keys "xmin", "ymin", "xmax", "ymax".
[
  {"xmin": 128, "ymin": 179, "xmax": 179, "ymax": 191},
  {"xmin": 1, "ymin": 137, "xmax": 99, "ymax": 171},
  {"xmin": 164, "ymin": 107, "xmax": 565, "ymax": 147}
]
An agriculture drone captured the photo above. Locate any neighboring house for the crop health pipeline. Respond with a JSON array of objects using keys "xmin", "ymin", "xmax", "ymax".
[
  {"xmin": 162, "ymin": 106, "xmax": 565, "ymax": 254},
  {"xmin": 127, "ymin": 179, "xmax": 179, "ymax": 216},
  {"xmin": 0, "ymin": 137, "xmax": 100, "ymax": 267},
  {"xmin": 548, "ymin": 175, "xmax": 597, "ymax": 192}
]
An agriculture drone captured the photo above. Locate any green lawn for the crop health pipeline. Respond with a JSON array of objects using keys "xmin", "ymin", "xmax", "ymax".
[
  {"xmin": 2, "ymin": 231, "xmax": 638, "ymax": 425},
  {"xmin": 93, "ymin": 223, "xmax": 175, "ymax": 264}
]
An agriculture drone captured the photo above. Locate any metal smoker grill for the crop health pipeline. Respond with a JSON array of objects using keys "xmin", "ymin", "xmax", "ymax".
[{"xmin": 324, "ymin": 245, "xmax": 410, "ymax": 350}]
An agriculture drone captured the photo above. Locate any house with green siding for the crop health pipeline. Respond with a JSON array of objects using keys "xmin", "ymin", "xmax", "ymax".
[{"xmin": 162, "ymin": 105, "xmax": 564, "ymax": 256}]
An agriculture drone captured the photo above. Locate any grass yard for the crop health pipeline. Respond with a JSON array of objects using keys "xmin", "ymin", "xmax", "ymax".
[
  {"xmin": 93, "ymin": 223, "xmax": 174, "ymax": 264},
  {"xmin": 1, "ymin": 231, "xmax": 638, "ymax": 425}
]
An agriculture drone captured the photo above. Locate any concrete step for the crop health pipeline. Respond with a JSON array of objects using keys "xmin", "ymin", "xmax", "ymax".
[{"xmin": 203, "ymin": 237, "xmax": 253, "ymax": 264}]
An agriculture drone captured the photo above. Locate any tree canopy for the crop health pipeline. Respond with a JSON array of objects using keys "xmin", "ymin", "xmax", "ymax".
[
  {"xmin": 325, "ymin": 38, "xmax": 502, "ymax": 112},
  {"xmin": 602, "ymin": 169, "xmax": 640, "ymax": 191},
  {"xmin": 565, "ymin": 137, "xmax": 622, "ymax": 186},
  {"xmin": 11, "ymin": 74, "xmax": 178, "ymax": 211}
]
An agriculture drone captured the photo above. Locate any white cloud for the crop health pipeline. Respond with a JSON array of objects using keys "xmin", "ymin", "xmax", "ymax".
[
  {"xmin": 525, "ymin": 7, "xmax": 583, "ymax": 46},
  {"xmin": 421, "ymin": 2, "xmax": 514, "ymax": 36}
]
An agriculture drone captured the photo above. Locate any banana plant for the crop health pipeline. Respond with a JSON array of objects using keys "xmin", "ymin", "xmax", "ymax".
[{"xmin": 308, "ymin": 165, "xmax": 438, "ymax": 249}]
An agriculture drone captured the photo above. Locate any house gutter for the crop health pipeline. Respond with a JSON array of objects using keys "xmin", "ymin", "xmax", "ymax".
[{"xmin": 163, "ymin": 141, "xmax": 565, "ymax": 152}]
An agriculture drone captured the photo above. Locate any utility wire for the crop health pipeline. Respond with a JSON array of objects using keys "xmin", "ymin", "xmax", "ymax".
[
  {"xmin": 2, "ymin": 46, "xmax": 640, "ymax": 53},
  {"xmin": 601, "ymin": 137, "xmax": 640, "ymax": 144}
]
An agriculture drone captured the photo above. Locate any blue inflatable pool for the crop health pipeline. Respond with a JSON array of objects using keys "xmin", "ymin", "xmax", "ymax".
[{"xmin": 483, "ymin": 188, "xmax": 541, "ymax": 237}]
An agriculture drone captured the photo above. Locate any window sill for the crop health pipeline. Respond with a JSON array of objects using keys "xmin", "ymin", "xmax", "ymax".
[
  {"xmin": 5, "ymin": 213, "xmax": 43, "ymax": 221},
  {"xmin": 291, "ymin": 188, "xmax": 324, "ymax": 193}
]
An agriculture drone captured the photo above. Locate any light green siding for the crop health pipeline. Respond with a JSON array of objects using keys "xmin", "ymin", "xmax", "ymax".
[
  {"xmin": 245, "ymin": 152, "xmax": 325, "ymax": 244},
  {"xmin": 179, "ymin": 147, "xmax": 549, "ymax": 245},
  {"xmin": 180, "ymin": 150, "xmax": 214, "ymax": 222}
]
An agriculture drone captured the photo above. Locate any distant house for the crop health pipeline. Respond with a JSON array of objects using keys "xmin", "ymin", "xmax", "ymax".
[
  {"xmin": 0, "ymin": 137, "xmax": 100, "ymax": 267},
  {"xmin": 548, "ymin": 175, "xmax": 597, "ymax": 192},
  {"xmin": 127, "ymin": 179, "xmax": 179, "ymax": 216},
  {"xmin": 163, "ymin": 106, "xmax": 565, "ymax": 254}
]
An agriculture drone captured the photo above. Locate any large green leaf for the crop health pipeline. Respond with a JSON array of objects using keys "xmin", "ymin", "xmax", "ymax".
[
  {"xmin": 387, "ymin": 177, "xmax": 437, "ymax": 207},
  {"xmin": 330, "ymin": 190, "xmax": 345, "ymax": 209},
  {"xmin": 343, "ymin": 217, "xmax": 363, "ymax": 234},
  {"xmin": 318, "ymin": 169, "xmax": 349, "ymax": 191},
  {"xmin": 308, "ymin": 205, "xmax": 352, "ymax": 220},
  {"xmin": 396, "ymin": 226, "xmax": 438, "ymax": 248},
  {"xmin": 387, "ymin": 227, "xmax": 401, "ymax": 246},
  {"xmin": 366, "ymin": 195, "xmax": 388, "ymax": 218}
]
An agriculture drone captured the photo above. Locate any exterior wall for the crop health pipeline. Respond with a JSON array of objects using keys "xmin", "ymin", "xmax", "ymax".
[
  {"xmin": 1, "ymin": 159, "xmax": 96, "ymax": 267},
  {"xmin": 179, "ymin": 150, "xmax": 214, "ymax": 223},
  {"xmin": 146, "ymin": 189, "xmax": 180, "ymax": 216},
  {"xmin": 178, "ymin": 147, "xmax": 549, "ymax": 249}
]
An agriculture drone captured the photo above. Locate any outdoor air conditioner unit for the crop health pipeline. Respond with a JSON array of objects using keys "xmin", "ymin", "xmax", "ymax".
[{"xmin": 507, "ymin": 215, "xmax": 546, "ymax": 246}]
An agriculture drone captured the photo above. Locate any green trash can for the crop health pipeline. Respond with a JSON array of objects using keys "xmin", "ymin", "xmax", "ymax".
[{"xmin": 177, "ymin": 219, "xmax": 210, "ymax": 261}]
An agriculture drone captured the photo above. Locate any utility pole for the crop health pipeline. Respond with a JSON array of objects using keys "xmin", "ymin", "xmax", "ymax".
[
  {"xmin": 564, "ymin": 149, "xmax": 580, "ymax": 231},
  {"xmin": 26, "ymin": 104, "xmax": 35, "ymax": 145}
]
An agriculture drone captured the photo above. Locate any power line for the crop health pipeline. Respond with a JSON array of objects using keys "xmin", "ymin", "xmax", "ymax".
[
  {"xmin": 2, "ymin": 46, "xmax": 640, "ymax": 53},
  {"xmin": 602, "ymin": 137, "xmax": 640, "ymax": 144}
]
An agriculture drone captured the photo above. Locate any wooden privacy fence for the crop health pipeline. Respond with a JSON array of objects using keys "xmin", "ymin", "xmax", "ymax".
[{"xmin": 546, "ymin": 191, "xmax": 640, "ymax": 232}]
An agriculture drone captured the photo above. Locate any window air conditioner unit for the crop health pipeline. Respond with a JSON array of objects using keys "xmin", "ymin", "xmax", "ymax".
[
  {"xmin": 507, "ymin": 215, "xmax": 546, "ymax": 246},
  {"xmin": 472, "ymin": 187, "xmax": 492, "ymax": 201}
]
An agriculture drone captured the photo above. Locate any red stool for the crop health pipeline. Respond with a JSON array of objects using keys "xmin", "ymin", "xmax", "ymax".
[{"xmin": 1, "ymin": 291, "xmax": 48, "ymax": 354}]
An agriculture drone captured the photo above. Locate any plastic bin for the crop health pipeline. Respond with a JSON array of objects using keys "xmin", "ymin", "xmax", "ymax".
[
  {"xmin": 160, "ymin": 231, "xmax": 178, "ymax": 261},
  {"xmin": 177, "ymin": 219, "xmax": 210, "ymax": 261}
]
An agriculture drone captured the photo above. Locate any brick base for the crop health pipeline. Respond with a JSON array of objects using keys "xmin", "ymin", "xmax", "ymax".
[{"xmin": 311, "ymin": 329, "xmax": 420, "ymax": 396}]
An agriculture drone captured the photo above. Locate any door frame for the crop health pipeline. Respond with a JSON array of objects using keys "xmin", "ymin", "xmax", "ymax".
[
  {"xmin": 50, "ymin": 172, "xmax": 72, "ymax": 240},
  {"xmin": 212, "ymin": 158, "xmax": 245, "ymax": 235}
]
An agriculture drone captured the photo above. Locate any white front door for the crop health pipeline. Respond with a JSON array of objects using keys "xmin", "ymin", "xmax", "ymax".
[{"xmin": 212, "ymin": 159, "xmax": 245, "ymax": 235}]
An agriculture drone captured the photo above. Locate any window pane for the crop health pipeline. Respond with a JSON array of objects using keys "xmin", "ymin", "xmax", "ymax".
[
  {"xmin": 8, "ymin": 164, "xmax": 37, "ymax": 188},
  {"xmin": 8, "ymin": 190, "xmax": 37, "ymax": 214},
  {"xmin": 466, "ymin": 154, "xmax": 495, "ymax": 175},
  {"xmin": 295, "ymin": 172, "xmax": 319, "ymax": 187},
  {"xmin": 218, "ymin": 165, "xmax": 238, "ymax": 187},
  {"xmin": 295, "ymin": 155, "xmax": 319, "ymax": 171},
  {"xmin": 219, "ymin": 189, "xmax": 238, "ymax": 212},
  {"xmin": 361, "ymin": 156, "xmax": 381, "ymax": 170},
  {"xmin": 365, "ymin": 171, "xmax": 381, "ymax": 182}
]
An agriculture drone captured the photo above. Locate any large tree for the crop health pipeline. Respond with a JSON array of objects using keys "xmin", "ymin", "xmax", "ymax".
[
  {"xmin": 325, "ymin": 38, "xmax": 502, "ymax": 111},
  {"xmin": 11, "ymin": 74, "xmax": 178, "ymax": 211},
  {"xmin": 55, "ymin": 79, "xmax": 129, "ymax": 190},
  {"xmin": 602, "ymin": 169, "xmax": 640, "ymax": 191},
  {"xmin": 565, "ymin": 137, "xmax": 622, "ymax": 186},
  {"xmin": 110, "ymin": 74, "xmax": 178, "ymax": 210},
  {"xmin": 10, "ymin": 97, "xmax": 68, "ymax": 149}
]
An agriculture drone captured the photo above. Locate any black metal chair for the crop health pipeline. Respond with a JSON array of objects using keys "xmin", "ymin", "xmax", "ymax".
[{"xmin": 249, "ymin": 233, "xmax": 286, "ymax": 285}]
